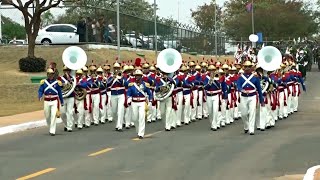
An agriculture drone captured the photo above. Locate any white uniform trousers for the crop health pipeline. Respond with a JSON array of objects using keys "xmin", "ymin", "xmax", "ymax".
[
  {"xmin": 44, "ymin": 100, "xmax": 59, "ymax": 134},
  {"xmin": 219, "ymin": 99, "xmax": 227, "ymax": 126},
  {"xmin": 106, "ymin": 91, "xmax": 113, "ymax": 122},
  {"xmin": 234, "ymin": 92, "xmax": 241, "ymax": 119},
  {"xmin": 84, "ymin": 94, "xmax": 92, "ymax": 126},
  {"xmin": 175, "ymin": 91, "xmax": 183, "ymax": 126},
  {"xmin": 150, "ymin": 103, "xmax": 157, "ymax": 121},
  {"xmin": 278, "ymin": 91, "xmax": 288, "ymax": 118},
  {"xmin": 100, "ymin": 94, "xmax": 107, "ymax": 123},
  {"xmin": 191, "ymin": 90, "xmax": 198, "ymax": 120},
  {"xmin": 160, "ymin": 97, "xmax": 173, "ymax": 130},
  {"xmin": 131, "ymin": 102, "xmax": 146, "ymax": 137},
  {"xmin": 61, "ymin": 97, "xmax": 75, "ymax": 130},
  {"xmin": 287, "ymin": 85, "xmax": 293, "ymax": 114},
  {"xmin": 227, "ymin": 93, "xmax": 234, "ymax": 123},
  {"xmin": 197, "ymin": 90, "xmax": 204, "ymax": 119},
  {"xmin": 256, "ymin": 102, "xmax": 267, "ymax": 130},
  {"xmin": 292, "ymin": 84, "xmax": 300, "ymax": 112},
  {"xmin": 182, "ymin": 94, "xmax": 191, "ymax": 124},
  {"xmin": 207, "ymin": 95, "xmax": 219, "ymax": 129},
  {"xmin": 125, "ymin": 105, "xmax": 133, "ymax": 127},
  {"xmin": 203, "ymin": 100, "xmax": 208, "ymax": 118},
  {"xmin": 111, "ymin": 94, "xmax": 125, "ymax": 130},
  {"xmin": 240, "ymin": 95, "xmax": 257, "ymax": 134},
  {"xmin": 156, "ymin": 101, "xmax": 161, "ymax": 119},
  {"xmin": 75, "ymin": 99, "xmax": 85, "ymax": 128},
  {"xmin": 90, "ymin": 93, "xmax": 100, "ymax": 125},
  {"xmin": 265, "ymin": 94, "xmax": 275, "ymax": 127},
  {"xmin": 146, "ymin": 102, "xmax": 152, "ymax": 123}
]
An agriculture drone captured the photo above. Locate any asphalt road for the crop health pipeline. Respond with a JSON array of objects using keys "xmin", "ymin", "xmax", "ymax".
[{"xmin": 1, "ymin": 68, "xmax": 320, "ymax": 180}]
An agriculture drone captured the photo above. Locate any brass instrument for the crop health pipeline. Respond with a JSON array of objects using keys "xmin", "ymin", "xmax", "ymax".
[
  {"xmin": 74, "ymin": 86, "xmax": 87, "ymax": 100},
  {"xmin": 154, "ymin": 48, "xmax": 182, "ymax": 101}
]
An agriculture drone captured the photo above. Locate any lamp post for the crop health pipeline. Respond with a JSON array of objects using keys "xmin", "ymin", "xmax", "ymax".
[
  {"xmin": 214, "ymin": 0, "xmax": 218, "ymax": 59},
  {"xmin": 116, "ymin": 0, "xmax": 121, "ymax": 61},
  {"xmin": 154, "ymin": 0, "xmax": 158, "ymax": 56},
  {"xmin": 0, "ymin": 2, "xmax": 2, "ymax": 41}
]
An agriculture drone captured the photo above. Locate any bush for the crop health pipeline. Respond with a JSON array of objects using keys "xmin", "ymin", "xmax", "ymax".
[{"xmin": 19, "ymin": 57, "xmax": 47, "ymax": 72}]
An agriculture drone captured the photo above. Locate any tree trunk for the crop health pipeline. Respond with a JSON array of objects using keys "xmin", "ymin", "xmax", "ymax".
[{"xmin": 27, "ymin": 34, "xmax": 36, "ymax": 58}]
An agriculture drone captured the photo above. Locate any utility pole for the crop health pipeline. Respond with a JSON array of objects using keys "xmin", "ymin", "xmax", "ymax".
[
  {"xmin": 154, "ymin": 0, "xmax": 158, "ymax": 57},
  {"xmin": 214, "ymin": 0, "xmax": 218, "ymax": 60},
  {"xmin": 0, "ymin": 2, "xmax": 2, "ymax": 42},
  {"xmin": 116, "ymin": 0, "xmax": 121, "ymax": 61}
]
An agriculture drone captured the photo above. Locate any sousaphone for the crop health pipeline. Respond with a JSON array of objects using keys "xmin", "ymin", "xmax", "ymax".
[
  {"xmin": 62, "ymin": 46, "xmax": 87, "ymax": 100},
  {"xmin": 257, "ymin": 46, "xmax": 282, "ymax": 93},
  {"xmin": 155, "ymin": 48, "xmax": 182, "ymax": 101}
]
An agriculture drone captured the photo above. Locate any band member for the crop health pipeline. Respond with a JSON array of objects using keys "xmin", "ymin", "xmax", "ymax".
[
  {"xmin": 218, "ymin": 65, "xmax": 229, "ymax": 126},
  {"xmin": 107, "ymin": 62, "xmax": 126, "ymax": 131},
  {"xmin": 96, "ymin": 67, "xmax": 107, "ymax": 124},
  {"xmin": 195, "ymin": 63, "xmax": 204, "ymax": 120},
  {"xmin": 181, "ymin": 64, "xmax": 193, "ymax": 125},
  {"xmin": 123, "ymin": 64, "xmax": 135, "ymax": 129},
  {"xmin": 148, "ymin": 65, "xmax": 157, "ymax": 122},
  {"xmin": 189, "ymin": 61, "xmax": 198, "ymax": 121},
  {"xmin": 141, "ymin": 62, "xmax": 155, "ymax": 123},
  {"xmin": 226, "ymin": 65, "xmax": 238, "ymax": 123},
  {"xmin": 255, "ymin": 65, "xmax": 269, "ymax": 131},
  {"xmin": 236, "ymin": 60, "xmax": 264, "ymax": 135},
  {"xmin": 155, "ymin": 67, "xmax": 162, "ymax": 120},
  {"xmin": 155, "ymin": 71, "xmax": 177, "ymax": 131},
  {"xmin": 205, "ymin": 64, "xmax": 226, "ymax": 130},
  {"xmin": 88, "ymin": 64, "xmax": 101, "ymax": 126},
  {"xmin": 127, "ymin": 69, "xmax": 153, "ymax": 139},
  {"xmin": 296, "ymin": 50, "xmax": 308, "ymax": 79},
  {"xmin": 291, "ymin": 62, "xmax": 306, "ymax": 112},
  {"xmin": 38, "ymin": 68, "xmax": 64, "ymax": 136},
  {"xmin": 234, "ymin": 48, "xmax": 243, "ymax": 64},
  {"xmin": 200, "ymin": 62, "xmax": 209, "ymax": 119},
  {"xmin": 233, "ymin": 63, "xmax": 242, "ymax": 119},
  {"xmin": 82, "ymin": 66, "xmax": 92, "ymax": 128},
  {"xmin": 103, "ymin": 64, "xmax": 113, "ymax": 123},
  {"xmin": 172, "ymin": 65, "xmax": 184, "ymax": 127},
  {"xmin": 277, "ymin": 63, "xmax": 290, "ymax": 119},
  {"xmin": 74, "ymin": 69, "xmax": 88, "ymax": 129},
  {"xmin": 58, "ymin": 66, "xmax": 75, "ymax": 132}
]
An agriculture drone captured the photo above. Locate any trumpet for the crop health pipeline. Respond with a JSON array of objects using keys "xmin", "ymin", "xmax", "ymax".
[{"xmin": 209, "ymin": 71, "xmax": 219, "ymax": 85}]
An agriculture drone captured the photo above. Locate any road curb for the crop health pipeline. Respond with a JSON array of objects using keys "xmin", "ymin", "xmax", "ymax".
[{"xmin": 0, "ymin": 119, "xmax": 62, "ymax": 136}]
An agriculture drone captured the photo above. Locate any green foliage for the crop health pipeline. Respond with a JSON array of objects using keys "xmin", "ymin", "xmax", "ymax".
[
  {"xmin": 191, "ymin": 1, "xmax": 223, "ymax": 33},
  {"xmin": 222, "ymin": 0, "xmax": 318, "ymax": 40},
  {"xmin": 19, "ymin": 57, "xmax": 47, "ymax": 72},
  {"xmin": 2, "ymin": 16, "xmax": 26, "ymax": 39},
  {"xmin": 40, "ymin": 11, "xmax": 55, "ymax": 28}
]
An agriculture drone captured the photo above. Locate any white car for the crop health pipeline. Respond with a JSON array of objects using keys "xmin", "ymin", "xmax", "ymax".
[{"xmin": 36, "ymin": 24, "xmax": 79, "ymax": 44}]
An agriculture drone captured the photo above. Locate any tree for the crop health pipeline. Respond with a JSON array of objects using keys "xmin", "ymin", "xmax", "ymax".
[
  {"xmin": 3, "ymin": 0, "xmax": 62, "ymax": 58},
  {"xmin": 40, "ymin": 10, "xmax": 55, "ymax": 28},
  {"xmin": 190, "ymin": 1, "xmax": 223, "ymax": 33},
  {"xmin": 222, "ymin": 0, "xmax": 318, "ymax": 41},
  {"xmin": 2, "ymin": 16, "xmax": 26, "ymax": 39}
]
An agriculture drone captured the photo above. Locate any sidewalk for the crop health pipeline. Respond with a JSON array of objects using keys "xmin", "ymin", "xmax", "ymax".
[{"xmin": 0, "ymin": 110, "xmax": 62, "ymax": 135}]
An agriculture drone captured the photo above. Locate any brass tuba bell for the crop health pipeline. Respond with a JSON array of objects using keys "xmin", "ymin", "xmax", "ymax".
[{"xmin": 61, "ymin": 46, "xmax": 88, "ymax": 98}]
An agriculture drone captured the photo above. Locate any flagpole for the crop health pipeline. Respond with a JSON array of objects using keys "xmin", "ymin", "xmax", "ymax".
[{"xmin": 251, "ymin": 0, "xmax": 255, "ymax": 47}]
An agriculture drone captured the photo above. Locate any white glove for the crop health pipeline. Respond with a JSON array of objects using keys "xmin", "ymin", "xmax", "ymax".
[{"xmin": 127, "ymin": 97, "xmax": 132, "ymax": 104}]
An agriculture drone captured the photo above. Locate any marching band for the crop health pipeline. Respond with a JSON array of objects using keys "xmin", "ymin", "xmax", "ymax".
[{"xmin": 38, "ymin": 46, "xmax": 306, "ymax": 138}]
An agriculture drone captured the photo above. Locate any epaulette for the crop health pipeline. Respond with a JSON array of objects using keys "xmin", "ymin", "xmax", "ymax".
[
  {"xmin": 40, "ymin": 79, "xmax": 45, "ymax": 85},
  {"xmin": 128, "ymin": 82, "xmax": 134, "ymax": 87},
  {"xmin": 145, "ymin": 82, "xmax": 151, "ymax": 88},
  {"xmin": 57, "ymin": 80, "xmax": 63, "ymax": 86}
]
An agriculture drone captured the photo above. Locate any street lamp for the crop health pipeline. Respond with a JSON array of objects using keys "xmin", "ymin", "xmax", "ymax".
[
  {"xmin": 214, "ymin": 0, "xmax": 218, "ymax": 59},
  {"xmin": 154, "ymin": 0, "xmax": 158, "ymax": 56},
  {"xmin": 117, "ymin": 0, "xmax": 121, "ymax": 61}
]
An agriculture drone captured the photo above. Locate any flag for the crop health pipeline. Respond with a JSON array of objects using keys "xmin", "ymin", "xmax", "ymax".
[{"xmin": 246, "ymin": 2, "xmax": 253, "ymax": 12}]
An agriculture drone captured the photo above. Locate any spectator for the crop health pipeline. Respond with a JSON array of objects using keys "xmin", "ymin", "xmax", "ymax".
[
  {"xmin": 103, "ymin": 20, "xmax": 110, "ymax": 43},
  {"xmin": 86, "ymin": 17, "xmax": 93, "ymax": 42},
  {"xmin": 92, "ymin": 19, "xmax": 97, "ymax": 42},
  {"xmin": 176, "ymin": 42, "xmax": 182, "ymax": 53},
  {"xmin": 76, "ymin": 17, "xmax": 86, "ymax": 42}
]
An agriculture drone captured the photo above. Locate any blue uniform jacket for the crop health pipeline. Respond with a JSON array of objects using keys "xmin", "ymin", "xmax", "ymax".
[
  {"xmin": 127, "ymin": 82, "xmax": 153, "ymax": 102},
  {"xmin": 38, "ymin": 78, "xmax": 64, "ymax": 104},
  {"xmin": 236, "ymin": 73, "xmax": 264, "ymax": 104},
  {"xmin": 204, "ymin": 79, "xmax": 227, "ymax": 99},
  {"xmin": 107, "ymin": 76, "xmax": 126, "ymax": 95}
]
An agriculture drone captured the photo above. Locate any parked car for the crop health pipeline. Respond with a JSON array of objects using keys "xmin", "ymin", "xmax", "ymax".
[
  {"xmin": 9, "ymin": 39, "xmax": 27, "ymax": 45},
  {"xmin": 36, "ymin": 24, "xmax": 79, "ymax": 44}
]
